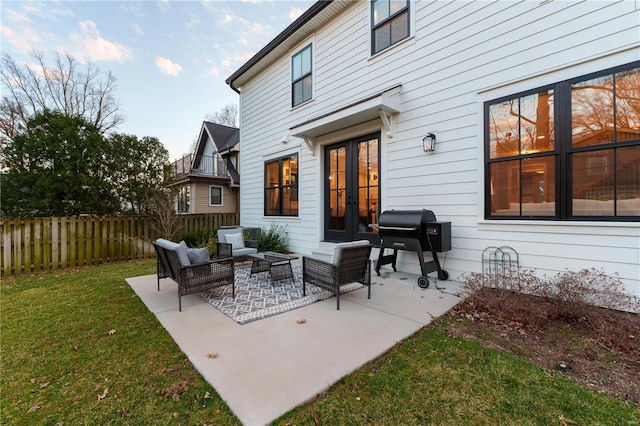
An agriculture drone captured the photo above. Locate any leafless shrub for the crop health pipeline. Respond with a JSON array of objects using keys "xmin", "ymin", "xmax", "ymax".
[
  {"xmin": 147, "ymin": 189, "xmax": 182, "ymax": 241},
  {"xmin": 457, "ymin": 267, "xmax": 639, "ymax": 331}
]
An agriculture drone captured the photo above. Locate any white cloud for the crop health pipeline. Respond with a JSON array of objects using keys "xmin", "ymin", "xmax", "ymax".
[
  {"xmin": 20, "ymin": 2, "xmax": 74, "ymax": 21},
  {"xmin": 289, "ymin": 7, "xmax": 304, "ymax": 22},
  {"xmin": 130, "ymin": 23, "xmax": 144, "ymax": 35},
  {"xmin": 118, "ymin": 4, "xmax": 143, "ymax": 17},
  {"xmin": 69, "ymin": 20, "xmax": 133, "ymax": 63},
  {"xmin": 249, "ymin": 22, "xmax": 269, "ymax": 36},
  {"xmin": 6, "ymin": 9, "xmax": 31, "ymax": 24},
  {"xmin": 157, "ymin": 0, "xmax": 171, "ymax": 14},
  {"xmin": 1, "ymin": 25, "xmax": 41, "ymax": 53},
  {"xmin": 24, "ymin": 61, "xmax": 47, "ymax": 78},
  {"xmin": 209, "ymin": 66, "xmax": 219, "ymax": 76},
  {"xmin": 220, "ymin": 51, "xmax": 254, "ymax": 73},
  {"xmin": 155, "ymin": 56, "xmax": 183, "ymax": 76}
]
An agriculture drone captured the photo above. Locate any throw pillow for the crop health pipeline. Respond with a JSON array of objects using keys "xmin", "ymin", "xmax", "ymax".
[
  {"xmin": 176, "ymin": 241, "xmax": 191, "ymax": 267},
  {"xmin": 225, "ymin": 232, "xmax": 245, "ymax": 249},
  {"xmin": 187, "ymin": 247, "xmax": 210, "ymax": 265}
]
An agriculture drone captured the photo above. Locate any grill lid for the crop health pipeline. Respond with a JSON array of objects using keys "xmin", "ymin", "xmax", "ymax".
[{"xmin": 378, "ymin": 210, "xmax": 437, "ymax": 229}]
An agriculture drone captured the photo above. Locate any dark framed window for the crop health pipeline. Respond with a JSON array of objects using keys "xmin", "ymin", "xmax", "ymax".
[
  {"xmin": 209, "ymin": 186, "xmax": 222, "ymax": 206},
  {"xmin": 485, "ymin": 61, "xmax": 640, "ymax": 221},
  {"xmin": 177, "ymin": 186, "xmax": 190, "ymax": 214},
  {"xmin": 292, "ymin": 44, "xmax": 312, "ymax": 107},
  {"xmin": 371, "ymin": 0, "xmax": 409, "ymax": 55},
  {"xmin": 264, "ymin": 154, "xmax": 298, "ymax": 216}
]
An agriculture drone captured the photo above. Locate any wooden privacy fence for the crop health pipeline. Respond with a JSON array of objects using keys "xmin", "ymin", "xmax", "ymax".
[{"xmin": 1, "ymin": 213, "xmax": 239, "ymax": 276}]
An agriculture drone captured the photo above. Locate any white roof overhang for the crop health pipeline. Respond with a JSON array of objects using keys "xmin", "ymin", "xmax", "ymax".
[{"xmin": 290, "ymin": 85, "xmax": 402, "ymax": 156}]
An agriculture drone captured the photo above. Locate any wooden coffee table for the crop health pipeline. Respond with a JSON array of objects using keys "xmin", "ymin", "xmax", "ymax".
[{"xmin": 248, "ymin": 252, "xmax": 299, "ymax": 283}]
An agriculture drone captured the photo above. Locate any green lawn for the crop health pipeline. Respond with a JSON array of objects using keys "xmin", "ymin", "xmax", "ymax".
[
  {"xmin": 2, "ymin": 261, "xmax": 637, "ymax": 425},
  {"xmin": 1, "ymin": 260, "xmax": 239, "ymax": 425}
]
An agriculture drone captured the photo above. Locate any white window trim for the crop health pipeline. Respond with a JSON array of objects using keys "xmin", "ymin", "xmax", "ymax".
[{"xmin": 209, "ymin": 185, "xmax": 223, "ymax": 206}]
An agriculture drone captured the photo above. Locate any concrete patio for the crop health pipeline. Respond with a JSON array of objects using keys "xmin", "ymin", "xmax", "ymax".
[{"xmin": 126, "ymin": 263, "xmax": 461, "ymax": 426}]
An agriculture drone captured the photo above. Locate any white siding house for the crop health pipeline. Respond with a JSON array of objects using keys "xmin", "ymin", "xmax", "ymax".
[{"xmin": 227, "ymin": 0, "xmax": 640, "ymax": 297}]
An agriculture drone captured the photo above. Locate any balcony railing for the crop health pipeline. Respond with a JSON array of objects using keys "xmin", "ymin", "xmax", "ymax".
[{"xmin": 170, "ymin": 154, "xmax": 228, "ymax": 178}]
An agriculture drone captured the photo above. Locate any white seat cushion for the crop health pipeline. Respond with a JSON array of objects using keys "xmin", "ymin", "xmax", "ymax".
[
  {"xmin": 154, "ymin": 238, "xmax": 191, "ymax": 267},
  {"xmin": 330, "ymin": 240, "xmax": 370, "ymax": 265},
  {"xmin": 155, "ymin": 238, "xmax": 179, "ymax": 251}
]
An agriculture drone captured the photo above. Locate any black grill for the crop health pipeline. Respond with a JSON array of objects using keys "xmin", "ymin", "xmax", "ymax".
[{"xmin": 375, "ymin": 209, "xmax": 451, "ymax": 288}]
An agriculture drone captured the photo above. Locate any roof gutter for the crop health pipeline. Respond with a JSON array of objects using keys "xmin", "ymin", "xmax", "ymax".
[{"xmin": 225, "ymin": 0, "xmax": 331, "ymax": 93}]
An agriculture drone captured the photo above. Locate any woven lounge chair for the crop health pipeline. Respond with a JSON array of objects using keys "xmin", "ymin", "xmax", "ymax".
[
  {"xmin": 302, "ymin": 240, "xmax": 372, "ymax": 310},
  {"xmin": 153, "ymin": 239, "xmax": 235, "ymax": 311},
  {"xmin": 217, "ymin": 227, "xmax": 259, "ymax": 262}
]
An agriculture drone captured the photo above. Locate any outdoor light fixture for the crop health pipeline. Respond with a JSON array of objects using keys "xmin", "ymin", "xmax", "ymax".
[{"xmin": 423, "ymin": 133, "xmax": 436, "ymax": 152}]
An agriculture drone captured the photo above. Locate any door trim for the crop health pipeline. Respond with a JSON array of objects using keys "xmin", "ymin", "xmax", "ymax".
[{"xmin": 323, "ymin": 132, "xmax": 381, "ymax": 243}]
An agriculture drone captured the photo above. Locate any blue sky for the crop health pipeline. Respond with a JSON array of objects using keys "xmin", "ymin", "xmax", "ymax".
[{"xmin": 0, "ymin": 0, "xmax": 316, "ymax": 161}]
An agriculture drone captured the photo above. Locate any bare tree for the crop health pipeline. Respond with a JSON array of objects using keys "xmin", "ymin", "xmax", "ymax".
[
  {"xmin": 147, "ymin": 188, "xmax": 183, "ymax": 241},
  {"xmin": 0, "ymin": 50, "xmax": 125, "ymax": 140},
  {"xmin": 205, "ymin": 103, "xmax": 238, "ymax": 127}
]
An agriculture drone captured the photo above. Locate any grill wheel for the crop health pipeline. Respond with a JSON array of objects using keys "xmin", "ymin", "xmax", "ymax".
[{"xmin": 417, "ymin": 276, "xmax": 429, "ymax": 288}]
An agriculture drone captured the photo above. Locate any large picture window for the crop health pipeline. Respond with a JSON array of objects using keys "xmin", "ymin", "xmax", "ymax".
[
  {"xmin": 371, "ymin": 0, "xmax": 409, "ymax": 55},
  {"xmin": 486, "ymin": 61, "xmax": 640, "ymax": 221},
  {"xmin": 292, "ymin": 44, "xmax": 312, "ymax": 107},
  {"xmin": 264, "ymin": 154, "xmax": 298, "ymax": 216}
]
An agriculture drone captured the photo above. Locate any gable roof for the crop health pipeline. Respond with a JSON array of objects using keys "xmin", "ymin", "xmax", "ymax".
[
  {"xmin": 203, "ymin": 121, "xmax": 239, "ymax": 151},
  {"xmin": 226, "ymin": 1, "xmax": 352, "ymax": 91},
  {"xmin": 193, "ymin": 121, "xmax": 239, "ymax": 166}
]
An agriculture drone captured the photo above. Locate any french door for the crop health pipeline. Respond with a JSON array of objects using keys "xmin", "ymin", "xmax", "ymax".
[{"xmin": 324, "ymin": 133, "xmax": 380, "ymax": 243}]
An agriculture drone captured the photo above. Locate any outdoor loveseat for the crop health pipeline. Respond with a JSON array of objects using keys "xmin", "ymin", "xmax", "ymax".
[
  {"xmin": 302, "ymin": 240, "xmax": 372, "ymax": 310},
  {"xmin": 153, "ymin": 238, "xmax": 235, "ymax": 311}
]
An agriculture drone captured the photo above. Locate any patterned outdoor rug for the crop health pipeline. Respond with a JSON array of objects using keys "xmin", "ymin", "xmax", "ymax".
[{"xmin": 201, "ymin": 264, "xmax": 364, "ymax": 324}]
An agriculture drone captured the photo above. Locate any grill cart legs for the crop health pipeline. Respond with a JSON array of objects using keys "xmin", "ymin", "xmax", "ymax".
[{"xmin": 376, "ymin": 243, "xmax": 449, "ymax": 288}]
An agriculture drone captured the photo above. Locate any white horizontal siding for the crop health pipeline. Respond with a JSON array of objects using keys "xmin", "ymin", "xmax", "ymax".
[{"xmin": 237, "ymin": 0, "xmax": 640, "ymax": 297}]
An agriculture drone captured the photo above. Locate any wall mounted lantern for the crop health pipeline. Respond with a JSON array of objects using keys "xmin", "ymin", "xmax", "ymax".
[{"xmin": 423, "ymin": 133, "xmax": 436, "ymax": 152}]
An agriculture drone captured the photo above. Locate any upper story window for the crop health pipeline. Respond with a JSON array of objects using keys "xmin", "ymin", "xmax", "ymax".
[
  {"xmin": 485, "ymin": 61, "xmax": 640, "ymax": 221},
  {"xmin": 264, "ymin": 154, "xmax": 298, "ymax": 216},
  {"xmin": 371, "ymin": 0, "xmax": 409, "ymax": 55},
  {"xmin": 292, "ymin": 44, "xmax": 312, "ymax": 107},
  {"xmin": 210, "ymin": 186, "xmax": 222, "ymax": 206}
]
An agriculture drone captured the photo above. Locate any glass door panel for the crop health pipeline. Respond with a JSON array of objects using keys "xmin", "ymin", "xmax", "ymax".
[{"xmin": 328, "ymin": 146, "xmax": 347, "ymax": 232}]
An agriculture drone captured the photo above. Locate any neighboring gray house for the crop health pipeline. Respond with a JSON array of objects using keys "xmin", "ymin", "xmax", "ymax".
[
  {"xmin": 169, "ymin": 121, "xmax": 240, "ymax": 214},
  {"xmin": 226, "ymin": 1, "xmax": 640, "ymax": 297}
]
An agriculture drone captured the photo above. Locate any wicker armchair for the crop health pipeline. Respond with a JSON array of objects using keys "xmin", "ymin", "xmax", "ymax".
[
  {"xmin": 302, "ymin": 241, "xmax": 372, "ymax": 310},
  {"xmin": 153, "ymin": 239, "xmax": 235, "ymax": 311},
  {"xmin": 217, "ymin": 227, "xmax": 259, "ymax": 262}
]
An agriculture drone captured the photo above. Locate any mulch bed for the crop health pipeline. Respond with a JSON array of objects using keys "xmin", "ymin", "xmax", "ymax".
[{"xmin": 440, "ymin": 289, "xmax": 640, "ymax": 407}]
